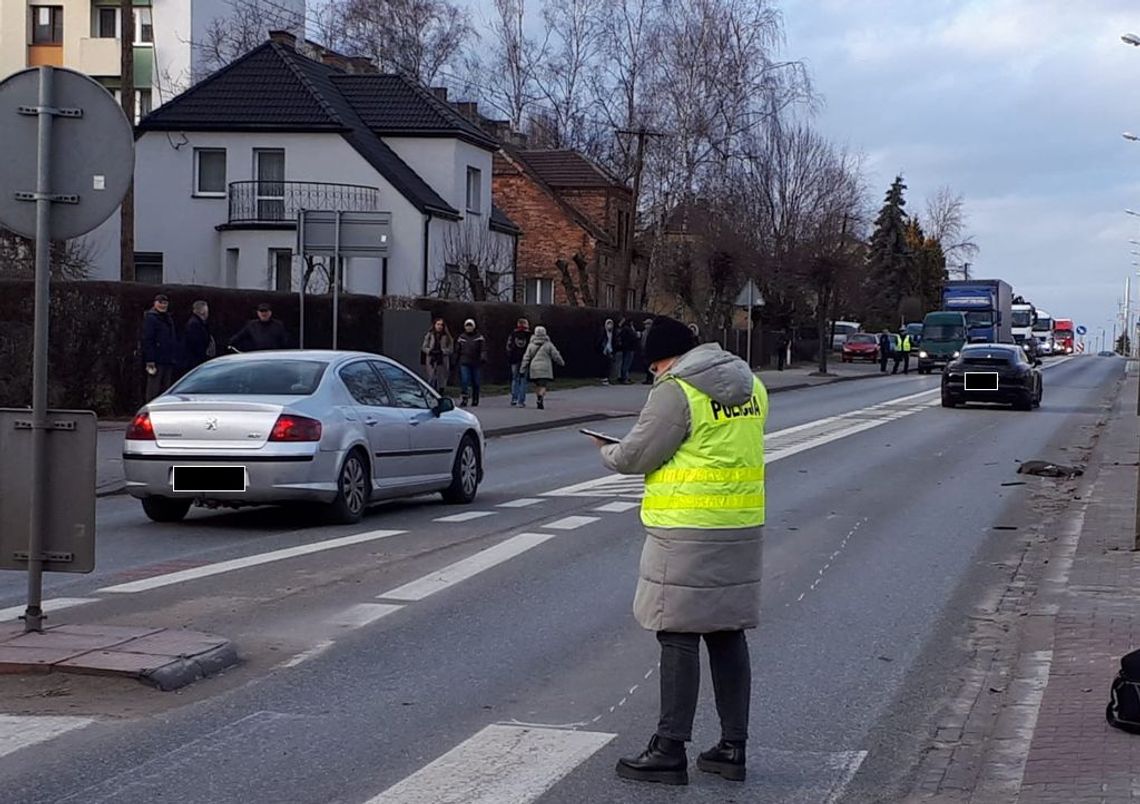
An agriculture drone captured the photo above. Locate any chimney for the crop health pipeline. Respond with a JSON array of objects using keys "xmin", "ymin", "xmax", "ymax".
[
  {"xmin": 268, "ymin": 30, "xmax": 296, "ymax": 48},
  {"xmin": 430, "ymin": 87, "xmax": 448, "ymax": 102},
  {"xmin": 456, "ymin": 101, "xmax": 479, "ymax": 120},
  {"xmin": 348, "ymin": 56, "xmax": 378, "ymax": 74},
  {"xmin": 321, "ymin": 52, "xmax": 349, "ymax": 71}
]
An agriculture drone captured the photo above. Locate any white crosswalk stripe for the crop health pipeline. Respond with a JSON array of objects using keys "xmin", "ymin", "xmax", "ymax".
[{"xmin": 0, "ymin": 715, "xmax": 93, "ymax": 760}]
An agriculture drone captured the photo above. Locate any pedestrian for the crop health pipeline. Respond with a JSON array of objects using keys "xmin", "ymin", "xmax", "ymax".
[
  {"xmin": 893, "ymin": 328, "xmax": 912, "ymax": 375},
  {"xmin": 641, "ymin": 318, "xmax": 654, "ymax": 384},
  {"xmin": 229, "ymin": 303, "xmax": 290, "ymax": 352},
  {"xmin": 878, "ymin": 330, "xmax": 892, "ymax": 374},
  {"xmin": 590, "ymin": 315, "xmax": 767, "ymax": 787},
  {"xmin": 618, "ymin": 317, "xmax": 639, "ymax": 384},
  {"xmin": 456, "ymin": 318, "xmax": 486, "ymax": 407},
  {"xmin": 775, "ymin": 329, "xmax": 789, "ymax": 371},
  {"xmin": 598, "ymin": 318, "xmax": 617, "ymax": 385},
  {"xmin": 506, "ymin": 318, "xmax": 532, "ymax": 407},
  {"xmin": 141, "ymin": 292, "xmax": 179, "ymax": 401},
  {"xmin": 182, "ymin": 300, "xmax": 215, "ymax": 371},
  {"xmin": 520, "ymin": 325, "xmax": 564, "ymax": 410},
  {"xmin": 421, "ymin": 318, "xmax": 454, "ymax": 394}
]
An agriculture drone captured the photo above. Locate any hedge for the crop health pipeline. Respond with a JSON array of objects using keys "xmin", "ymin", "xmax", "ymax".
[{"xmin": 0, "ymin": 280, "xmax": 647, "ymax": 416}]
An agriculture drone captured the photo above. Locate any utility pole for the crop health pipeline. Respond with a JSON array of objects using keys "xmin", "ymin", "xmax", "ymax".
[
  {"xmin": 961, "ymin": 261, "xmax": 971, "ymax": 281},
  {"xmin": 616, "ymin": 127, "xmax": 665, "ymax": 311},
  {"xmin": 119, "ymin": 0, "xmax": 135, "ymax": 281}
]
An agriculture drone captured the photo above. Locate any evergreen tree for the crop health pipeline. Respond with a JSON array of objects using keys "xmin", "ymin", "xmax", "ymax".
[{"xmin": 864, "ymin": 176, "xmax": 912, "ymax": 328}]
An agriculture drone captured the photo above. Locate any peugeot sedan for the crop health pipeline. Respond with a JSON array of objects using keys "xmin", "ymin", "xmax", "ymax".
[
  {"xmin": 841, "ymin": 333, "xmax": 879, "ymax": 363},
  {"xmin": 941, "ymin": 344, "xmax": 1042, "ymax": 411},
  {"xmin": 123, "ymin": 351, "xmax": 484, "ymax": 523}
]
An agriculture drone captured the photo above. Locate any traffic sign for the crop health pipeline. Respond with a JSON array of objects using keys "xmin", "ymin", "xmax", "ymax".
[{"xmin": 1076, "ymin": 325, "xmax": 1087, "ymax": 335}]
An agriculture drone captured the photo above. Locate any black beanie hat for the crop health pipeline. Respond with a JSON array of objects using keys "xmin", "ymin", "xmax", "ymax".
[{"xmin": 644, "ymin": 315, "xmax": 698, "ymax": 364}]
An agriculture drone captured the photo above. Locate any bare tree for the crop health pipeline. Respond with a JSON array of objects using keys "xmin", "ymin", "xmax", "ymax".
[
  {"xmin": 435, "ymin": 218, "xmax": 513, "ymax": 301},
  {"xmin": 0, "ymin": 227, "xmax": 98, "ymax": 281},
  {"xmin": 533, "ymin": 0, "xmax": 604, "ymax": 148},
  {"xmin": 197, "ymin": 0, "xmax": 304, "ymax": 73},
  {"xmin": 922, "ymin": 186, "xmax": 979, "ymax": 280},
  {"xmin": 334, "ymin": 0, "xmax": 473, "ymax": 84},
  {"xmin": 471, "ymin": 0, "xmax": 549, "ymax": 129}
]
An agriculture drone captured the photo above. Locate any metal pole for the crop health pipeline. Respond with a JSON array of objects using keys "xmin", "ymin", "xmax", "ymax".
[
  {"xmin": 297, "ymin": 210, "xmax": 305, "ymax": 349},
  {"xmin": 332, "ymin": 211, "xmax": 340, "ymax": 350},
  {"xmin": 746, "ymin": 283, "xmax": 753, "ymax": 368},
  {"xmin": 24, "ymin": 67, "xmax": 55, "ymax": 633}
]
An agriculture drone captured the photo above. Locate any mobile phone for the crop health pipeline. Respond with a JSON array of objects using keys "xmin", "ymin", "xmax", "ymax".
[{"xmin": 580, "ymin": 428, "xmax": 620, "ymax": 444}]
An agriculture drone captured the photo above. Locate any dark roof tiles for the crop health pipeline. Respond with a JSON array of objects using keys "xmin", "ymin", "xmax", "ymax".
[{"xmin": 515, "ymin": 150, "xmax": 626, "ymax": 189}]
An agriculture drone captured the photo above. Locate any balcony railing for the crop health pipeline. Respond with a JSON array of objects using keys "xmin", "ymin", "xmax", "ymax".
[{"xmin": 227, "ymin": 181, "xmax": 381, "ymax": 225}]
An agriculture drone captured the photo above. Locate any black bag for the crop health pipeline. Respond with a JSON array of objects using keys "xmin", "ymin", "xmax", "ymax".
[{"xmin": 1106, "ymin": 649, "xmax": 1140, "ymax": 733}]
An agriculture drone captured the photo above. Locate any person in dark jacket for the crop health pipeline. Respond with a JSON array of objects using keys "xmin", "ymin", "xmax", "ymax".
[
  {"xmin": 878, "ymin": 330, "xmax": 892, "ymax": 374},
  {"xmin": 774, "ymin": 330, "xmax": 789, "ymax": 371},
  {"xmin": 506, "ymin": 318, "xmax": 532, "ymax": 407},
  {"xmin": 456, "ymin": 318, "xmax": 486, "ymax": 407},
  {"xmin": 142, "ymin": 293, "xmax": 178, "ymax": 401},
  {"xmin": 182, "ymin": 300, "xmax": 214, "ymax": 371},
  {"xmin": 229, "ymin": 303, "xmax": 290, "ymax": 352},
  {"xmin": 618, "ymin": 317, "xmax": 640, "ymax": 384}
]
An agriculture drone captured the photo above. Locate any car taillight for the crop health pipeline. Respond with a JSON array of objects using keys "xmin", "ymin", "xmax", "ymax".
[
  {"xmin": 125, "ymin": 411, "xmax": 155, "ymax": 440},
  {"xmin": 269, "ymin": 414, "xmax": 322, "ymax": 442}
]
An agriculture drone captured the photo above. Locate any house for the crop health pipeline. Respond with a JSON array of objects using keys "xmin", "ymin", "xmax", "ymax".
[
  {"xmin": 491, "ymin": 145, "xmax": 634, "ymax": 308},
  {"xmin": 86, "ymin": 32, "xmax": 520, "ymax": 298},
  {"xmin": 0, "ymin": 0, "xmax": 305, "ymax": 118}
]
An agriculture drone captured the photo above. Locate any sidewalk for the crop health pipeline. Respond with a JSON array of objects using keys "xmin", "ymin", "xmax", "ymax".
[
  {"xmin": 914, "ymin": 368, "xmax": 1140, "ymax": 802},
  {"xmin": 94, "ymin": 360, "xmax": 885, "ymax": 497}
]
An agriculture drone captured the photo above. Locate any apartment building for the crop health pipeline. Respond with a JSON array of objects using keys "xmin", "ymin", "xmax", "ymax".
[{"xmin": 0, "ymin": 0, "xmax": 305, "ymax": 118}]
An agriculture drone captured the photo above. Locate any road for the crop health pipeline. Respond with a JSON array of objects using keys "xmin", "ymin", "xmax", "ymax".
[{"xmin": 0, "ymin": 355, "xmax": 1122, "ymax": 803}]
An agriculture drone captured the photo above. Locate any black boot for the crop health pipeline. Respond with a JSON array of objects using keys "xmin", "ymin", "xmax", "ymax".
[
  {"xmin": 697, "ymin": 740, "xmax": 746, "ymax": 782},
  {"xmin": 536, "ymin": 396, "xmax": 544, "ymax": 410},
  {"xmin": 460, "ymin": 396, "xmax": 469, "ymax": 408},
  {"xmin": 471, "ymin": 392, "xmax": 480, "ymax": 407},
  {"xmin": 615, "ymin": 735, "xmax": 688, "ymax": 786}
]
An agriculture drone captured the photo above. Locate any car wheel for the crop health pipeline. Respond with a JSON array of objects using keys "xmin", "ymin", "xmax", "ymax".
[
  {"xmin": 941, "ymin": 393, "xmax": 958, "ymax": 408},
  {"xmin": 442, "ymin": 435, "xmax": 480, "ymax": 505},
  {"xmin": 327, "ymin": 449, "xmax": 370, "ymax": 524},
  {"xmin": 141, "ymin": 497, "xmax": 192, "ymax": 523}
]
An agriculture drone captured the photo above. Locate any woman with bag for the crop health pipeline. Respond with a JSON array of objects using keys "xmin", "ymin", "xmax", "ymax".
[
  {"xmin": 421, "ymin": 318, "xmax": 454, "ymax": 394},
  {"xmin": 520, "ymin": 326, "xmax": 564, "ymax": 410}
]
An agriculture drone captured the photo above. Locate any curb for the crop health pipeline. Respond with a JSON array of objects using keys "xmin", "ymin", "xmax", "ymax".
[{"xmin": 144, "ymin": 641, "xmax": 240, "ymax": 691}]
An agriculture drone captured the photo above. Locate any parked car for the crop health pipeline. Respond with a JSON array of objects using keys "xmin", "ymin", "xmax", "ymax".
[
  {"xmin": 123, "ymin": 350, "xmax": 485, "ymax": 524},
  {"xmin": 904, "ymin": 322, "xmax": 923, "ymax": 347},
  {"xmin": 841, "ymin": 333, "xmax": 880, "ymax": 363},
  {"xmin": 941, "ymin": 343, "xmax": 1042, "ymax": 411},
  {"xmin": 831, "ymin": 321, "xmax": 861, "ymax": 351}
]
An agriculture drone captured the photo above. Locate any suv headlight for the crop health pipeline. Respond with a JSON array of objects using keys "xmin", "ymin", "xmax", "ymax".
[
  {"xmin": 918, "ymin": 350, "xmax": 928, "ymax": 358},
  {"xmin": 952, "ymin": 351, "xmax": 960, "ymax": 358}
]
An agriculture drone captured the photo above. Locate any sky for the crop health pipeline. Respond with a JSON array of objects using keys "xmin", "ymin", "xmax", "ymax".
[{"xmin": 449, "ymin": 0, "xmax": 1138, "ymax": 340}]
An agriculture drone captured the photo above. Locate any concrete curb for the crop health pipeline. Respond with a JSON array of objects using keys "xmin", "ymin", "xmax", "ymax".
[{"xmin": 144, "ymin": 641, "xmax": 240, "ymax": 691}]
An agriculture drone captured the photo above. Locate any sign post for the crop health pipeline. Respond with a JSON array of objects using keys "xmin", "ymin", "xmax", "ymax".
[
  {"xmin": 0, "ymin": 67, "xmax": 133, "ymax": 632},
  {"xmin": 734, "ymin": 280, "xmax": 764, "ymax": 368}
]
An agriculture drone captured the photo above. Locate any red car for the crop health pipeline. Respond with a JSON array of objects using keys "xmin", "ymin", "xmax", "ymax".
[{"xmin": 842, "ymin": 333, "xmax": 879, "ymax": 363}]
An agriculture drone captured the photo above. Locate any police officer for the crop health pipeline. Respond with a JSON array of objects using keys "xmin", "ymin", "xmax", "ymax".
[
  {"xmin": 893, "ymin": 328, "xmax": 912, "ymax": 375},
  {"xmin": 590, "ymin": 315, "xmax": 767, "ymax": 786}
]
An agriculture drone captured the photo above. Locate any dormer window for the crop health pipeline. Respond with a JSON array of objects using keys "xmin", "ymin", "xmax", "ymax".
[{"xmin": 466, "ymin": 166, "xmax": 482, "ymax": 215}]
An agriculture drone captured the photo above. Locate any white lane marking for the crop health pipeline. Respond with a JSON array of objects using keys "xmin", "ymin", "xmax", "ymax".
[
  {"xmin": 0, "ymin": 598, "xmax": 98, "ymax": 623},
  {"xmin": 592, "ymin": 501, "xmax": 640, "ymax": 513},
  {"xmin": 818, "ymin": 750, "xmax": 869, "ymax": 804},
  {"xmin": 497, "ymin": 498, "xmax": 545, "ymax": 508},
  {"xmin": 281, "ymin": 639, "xmax": 335, "ymax": 669},
  {"xmin": 363, "ymin": 724, "xmax": 615, "ymax": 804},
  {"xmin": 377, "ymin": 534, "xmax": 555, "ymax": 603},
  {"xmin": 434, "ymin": 511, "xmax": 496, "ymax": 523},
  {"xmin": 543, "ymin": 516, "xmax": 599, "ymax": 530},
  {"xmin": 0, "ymin": 715, "xmax": 93, "ymax": 759},
  {"xmin": 974, "ymin": 650, "xmax": 1053, "ymax": 799},
  {"xmin": 328, "ymin": 603, "xmax": 404, "ymax": 628},
  {"xmin": 98, "ymin": 529, "xmax": 405, "ymax": 594}
]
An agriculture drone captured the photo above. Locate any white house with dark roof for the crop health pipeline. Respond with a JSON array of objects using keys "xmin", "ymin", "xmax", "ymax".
[{"xmin": 87, "ymin": 32, "xmax": 520, "ymax": 299}]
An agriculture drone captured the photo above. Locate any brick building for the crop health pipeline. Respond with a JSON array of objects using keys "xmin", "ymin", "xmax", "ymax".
[{"xmin": 492, "ymin": 148, "xmax": 635, "ymax": 308}]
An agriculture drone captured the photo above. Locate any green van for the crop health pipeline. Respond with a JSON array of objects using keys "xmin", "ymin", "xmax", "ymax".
[{"xmin": 917, "ymin": 312, "xmax": 967, "ymax": 374}]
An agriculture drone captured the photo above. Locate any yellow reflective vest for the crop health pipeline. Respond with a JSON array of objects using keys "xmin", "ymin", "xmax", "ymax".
[
  {"xmin": 641, "ymin": 376, "xmax": 768, "ymax": 529},
  {"xmin": 901, "ymin": 335, "xmax": 912, "ymax": 352}
]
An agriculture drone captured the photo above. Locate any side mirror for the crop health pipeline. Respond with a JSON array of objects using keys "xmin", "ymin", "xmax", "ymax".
[{"xmin": 434, "ymin": 396, "xmax": 455, "ymax": 416}]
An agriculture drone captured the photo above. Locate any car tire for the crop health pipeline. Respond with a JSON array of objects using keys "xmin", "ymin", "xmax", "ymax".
[
  {"xmin": 941, "ymin": 393, "xmax": 958, "ymax": 408},
  {"xmin": 327, "ymin": 449, "xmax": 370, "ymax": 525},
  {"xmin": 1014, "ymin": 392, "xmax": 1033, "ymax": 412},
  {"xmin": 141, "ymin": 497, "xmax": 192, "ymax": 523},
  {"xmin": 442, "ymin": 435, "xmax": 480, "ymax": 505}
]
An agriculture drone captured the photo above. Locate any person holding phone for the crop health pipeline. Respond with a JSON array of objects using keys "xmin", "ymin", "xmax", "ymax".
[{"xmin": 589, "ymin": 314, "xmax": 768, "ymax": 786}]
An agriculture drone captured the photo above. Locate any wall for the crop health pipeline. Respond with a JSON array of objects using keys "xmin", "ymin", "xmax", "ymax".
[
  {"xmin": 385, "ymin": 136, "xmax": 494, "ymax": 222},
  {"xmin": 0, "ymin": 2, "xmax": 26, "ymax": 78},
  {"xmin": 87, "ymin": 130, "xmax": 426, "ymax": 294}
]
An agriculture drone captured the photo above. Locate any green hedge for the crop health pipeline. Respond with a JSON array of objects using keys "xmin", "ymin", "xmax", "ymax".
[{"xmin": 0, "ymin": 280, "xmax": 643, "ymax": 415}]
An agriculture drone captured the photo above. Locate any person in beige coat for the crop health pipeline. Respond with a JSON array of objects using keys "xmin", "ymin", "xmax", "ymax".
[
  {"xmin": 519, "ymin": 326, "xmax": 564, "ymax": 410},
  {"xmin": 592, "ymin": 315, "xmax": 767, "ymax": 786}
]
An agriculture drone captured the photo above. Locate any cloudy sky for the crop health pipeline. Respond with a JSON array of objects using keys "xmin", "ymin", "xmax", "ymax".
[{"xmin": 452, "ymin": 0, "xmax": 1137, "ymax": 339}]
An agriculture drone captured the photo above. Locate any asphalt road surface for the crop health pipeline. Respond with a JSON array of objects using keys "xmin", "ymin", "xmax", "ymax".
[{"xmin": 0, "ymin": 354, "xmax": 1122, "ymax": 804}]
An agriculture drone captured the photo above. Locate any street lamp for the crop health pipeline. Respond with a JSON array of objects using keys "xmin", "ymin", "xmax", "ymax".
[{"xmin": 1124, "ymin": 33, "xmax": 1140, "ymax": 46}]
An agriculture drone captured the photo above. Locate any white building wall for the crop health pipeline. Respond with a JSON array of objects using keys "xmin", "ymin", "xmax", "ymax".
[
  {"xmin": 88, "ymin": 130, "xmax": 427, "ymax": 294},
  {"xmin": 384, "ymin": 136, "xmax": 494, "ymax": 221}
]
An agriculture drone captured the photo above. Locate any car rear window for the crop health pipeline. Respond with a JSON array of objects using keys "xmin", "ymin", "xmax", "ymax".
[
  {"xmin": 171, "ymin": 360, "xmax": 328, "ymax": 395},
  {"xmin": 848, "ymin": 334, "xmax": 876, "ymax": 344}
]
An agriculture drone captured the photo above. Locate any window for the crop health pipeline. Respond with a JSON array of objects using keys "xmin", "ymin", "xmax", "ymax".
[
  {"xmin": 137, "ymin": 89, "xmax": 152, "ymax": 119},
  {"xmin": 194, "ymin": 148, "xmax": 226, "ymax": 196},
  {"xmin": 465, "ymin": 166, "xmax": 482, "ymax": 214},
  {"xmin": 604, "ymin": 284, "xmax": 615, "ymax": 308},
  {"xmin": 94, "ymin": 6, "xmax": 117, "ymax": 38},
  {"xmin": 339, "ymin": 362, "xmax": 392, "ymax": 407},
  {"xmin": 225, "ymin": 249, "xmax": 239, "ymax": 288},
  {"xmin": 617, "ymin": 209, "xmax": 628, "ymax": 251},
  {"xmin": 485, "ymin": 270, "xmax": 502, "ymax": 299},
  {"xmin": 134, "ymin": 252, "xmax": 163, "ymax": 284},
  {"xmin": 174, "ymin": 360, "xmax": 328, "ymax": 396},
  {"xmin": 442, "ymin": 263, "xmax": 463, "ymax": 299},
  {"xmin": 524, "ymin": 277, "xmax": 554, "ymax": 305},
  {"xmin": 134, "ymin": 7, "xmax": 153, "ymax": 44},
  {"xmin": 626, "ymin": 288, "xmax": 636, "ymax": 310},
  {"xmin": 254, "ymin": 149, "xmax": 285, "ymax": 220},
  {"xmin": 373, "ymin": 361, "xmax": 433, "ymax": 409},
  {"xmin": 31, "ymin": 6, "xmax": 63, "ymax": 44},
  {"xmin": 271, "ymin": 250, "xmax": 292, "ymax": 292}
]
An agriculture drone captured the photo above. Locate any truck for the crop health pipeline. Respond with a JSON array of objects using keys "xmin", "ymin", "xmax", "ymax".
[
  {"xmin": 1032, "ymin": 308, "xmax": 1054, "ymax": 355},
  {"xmin": 941, "ymin": 279, "xmax": 1013, "ymax": 344},
  {"xmin": 1053, "ymin": 318, "xmax": 1075, "ymax": 355},
  {"xmin": 917, "ymin": 311, "xmax": 967, "ymax": 374},
  {"xmin": 1011, "ymin": 301, "xmax": 1035, "ymax": 344}
]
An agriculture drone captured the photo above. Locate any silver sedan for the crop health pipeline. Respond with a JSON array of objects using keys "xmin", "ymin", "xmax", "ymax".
[{"xmin": 123, "ymin": 350, "xmax": 485, "ymax": 524}]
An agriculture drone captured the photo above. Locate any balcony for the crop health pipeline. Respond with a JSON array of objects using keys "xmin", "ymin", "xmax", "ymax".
[
  {"xmin": 225, "ymin": 181, "xmax": 381, "ymax": 227},
  {"xmin": 78, "ymin": 37, "xmax": 120, "ymax": 76}
]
